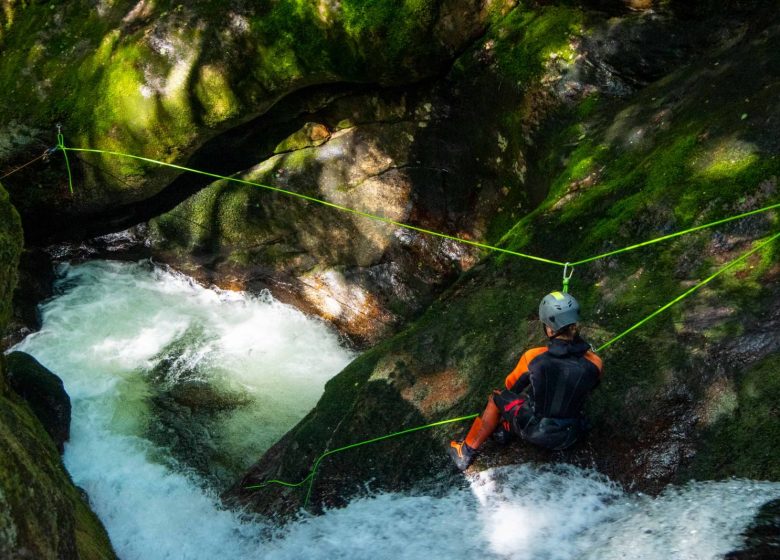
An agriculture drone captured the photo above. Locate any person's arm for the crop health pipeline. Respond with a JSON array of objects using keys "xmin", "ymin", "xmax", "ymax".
[
  {"xmin": 504, "ymin": 347, "xmax": 547, "ymax": 393},
  {"xmin": 584, "ymin": 350, "xmax": 604, "ymax": 377},
  {"xmin": 585, "ymin": 350, "xmax": 604, "ymax": 389}
]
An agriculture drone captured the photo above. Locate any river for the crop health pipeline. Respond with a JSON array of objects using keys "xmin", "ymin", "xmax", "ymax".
[{"xmin": 10, "ymin": 260, "xmax": 779, "ymax": 560}]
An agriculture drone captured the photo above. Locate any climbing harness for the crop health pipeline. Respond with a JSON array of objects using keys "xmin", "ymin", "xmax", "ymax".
[{"xmin": 13, "ymin": 131, "xmax": 779, "ymax": 508}]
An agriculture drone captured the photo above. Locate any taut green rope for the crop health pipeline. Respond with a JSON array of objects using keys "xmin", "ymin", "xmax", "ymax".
[
  {"xmin": 244, "ymin": 413, "xmax": 479, "ymax": 508},
  {"xmin": 571, "ymin": 202, "xmax": 780, "ymax": 266},
  {"xmin": 62, "ymin": 146, "xmax": 565, "ymax": 267},
  {"xmin": 596, "ymin": 231, "xmax": 780, "ymax": 352},
  {"xmin": 59, "ymin": 143, "xmax": 780, "ymax": 269}
]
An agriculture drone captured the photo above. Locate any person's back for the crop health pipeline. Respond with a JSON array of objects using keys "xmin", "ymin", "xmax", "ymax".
[{"xmin": 527, "ymin": 336, "xmax": 601, "ymax": 419}]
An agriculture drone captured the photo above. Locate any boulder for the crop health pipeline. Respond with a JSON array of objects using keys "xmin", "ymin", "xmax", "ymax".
[
  {"xmin": 725, "ymin": 499, "xmax": 780, "ymax": 559},
  {"xmin": 229, "ymin": 14, "xmax": 780, "ymax": 515},
  {"xmin": 5, "ymin": 352, "xmax": 71, "ymax": 454},
  {"xmin": 0, "ymin": 356, "xmax": 117, "ymax": 560}
]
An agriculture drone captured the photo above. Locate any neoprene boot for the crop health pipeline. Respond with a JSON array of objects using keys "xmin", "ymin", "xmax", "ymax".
[{"xmin": 448, "ymin": 440, "xmax": 476, "ymax": 471}]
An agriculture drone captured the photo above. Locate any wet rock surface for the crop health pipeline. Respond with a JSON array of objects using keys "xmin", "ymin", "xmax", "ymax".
[
  {"xmin": 229, "ymin": 10, "xmax": 780, "ymax": 516},
  {"xmin": 5, "ymin": 351, "xmax": 71, "ymax": 453},
  {"xmin": 142, "ymin": 327, "xmax": 255, "ymax": 489}
]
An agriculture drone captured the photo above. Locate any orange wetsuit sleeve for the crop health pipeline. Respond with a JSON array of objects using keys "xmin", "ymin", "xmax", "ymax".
[{"xmin": 504, "ymin": 347, "xmax": 548, "ymax": 391}]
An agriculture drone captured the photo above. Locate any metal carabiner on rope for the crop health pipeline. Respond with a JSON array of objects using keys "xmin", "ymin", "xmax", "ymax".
[{"xmin": 562, "ymin": 262, "xmax": 574, "ymax": 293}]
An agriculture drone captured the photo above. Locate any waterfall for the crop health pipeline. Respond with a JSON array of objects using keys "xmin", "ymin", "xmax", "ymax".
[{"xmin": 11, "ymin": 260, "xmax": 778, "ymax": 560}]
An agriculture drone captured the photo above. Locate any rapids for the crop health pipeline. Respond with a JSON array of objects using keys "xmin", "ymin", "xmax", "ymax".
[{"xmin": 10, "ymin": 260, "xmax": 779, "ymax": 560}]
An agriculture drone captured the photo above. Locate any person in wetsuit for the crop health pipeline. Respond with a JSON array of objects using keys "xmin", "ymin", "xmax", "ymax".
[{"xmin": 449, "ymin": 291, "xmax": 603, "ymax": 470}]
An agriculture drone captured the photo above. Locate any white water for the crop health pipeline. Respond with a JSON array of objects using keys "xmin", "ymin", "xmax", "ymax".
[{"xmin": 10, "ymin": 260, "xmax": 780, "ymax": 560}]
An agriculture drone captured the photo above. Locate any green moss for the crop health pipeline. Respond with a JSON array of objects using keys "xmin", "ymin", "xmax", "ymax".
[
  {"xmin": 195, "ymin": 65, "xmax": 241, "ymax": 126},
  {"xmin": 487, "ymin": 5, "xmax": 583, "ymax": 86},
  {"xmin": 0, "ymin": 182, "xmax": 23, "ymax": 332},
  {"xmin": 0, "ymin": 357, "xmax": 117, "ymax": 559},
  {"xmin": 1, "ymin": 0, "xmax": 469, "ymax": 208},
  {"xmin": 340, "ymin": 0, "xmax": 436, "ymax": 67},
  {"xmin": 685, "ymin": 354, "xmax": 780, "ymax": 480}
]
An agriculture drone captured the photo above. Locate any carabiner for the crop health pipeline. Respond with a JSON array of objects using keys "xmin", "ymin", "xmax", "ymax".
[{"xmin": 562, "ymin": 262, "xmax": 574, "ymax": 293}]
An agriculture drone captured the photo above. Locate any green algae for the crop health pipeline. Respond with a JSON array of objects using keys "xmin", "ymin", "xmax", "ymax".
[
  {"xmin": 0, "ymin": 357, "xmax": 117, "ymax": 559},
  {"xmin": 0, "ymin": 182, "xmax": 23, "ymax": 332},
  {"xmin": 684, "ymin": 353, "xmax": 780, "ymax": 481},
  {"xmin": 243, "ymin": 12, "xmax": 780, "ymax": 506}
]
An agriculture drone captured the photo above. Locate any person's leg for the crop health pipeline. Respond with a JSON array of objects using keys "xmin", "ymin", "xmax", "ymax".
[{"xmin": 448, "ymin": 393, "xmax": 503, "ymax": 470}]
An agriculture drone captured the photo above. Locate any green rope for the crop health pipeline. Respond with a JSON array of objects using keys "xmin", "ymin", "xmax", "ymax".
[
  {"xmin": 596, "ymin": 230, "xmax": 780, "ymax": 352},
  {"xmin": 245, "ymin": 229, "xmax": 776, "ymax": 507},
  {"xmin": 571, "ymin": 202, "xmax": 780, "ymax": 267},
  {"xmin": 59, "ymin": 143, "xmax": 780, "ymax": 270},
  {"xmin": 62, "ymin": 146, "xmax": 565, "ymax": 267},
  {"xmin": 244, "ymin": 413, "xmax": 479, "ymax": 508},
  {"xmin": 57, "ymin": 132, "xmax": 74, "ymax": 194}
]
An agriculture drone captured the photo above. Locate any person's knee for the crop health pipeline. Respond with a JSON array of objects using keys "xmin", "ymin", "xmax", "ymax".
[{"xmin": 488, "ymin": 392, "xmax": 502, "ymax": 412}]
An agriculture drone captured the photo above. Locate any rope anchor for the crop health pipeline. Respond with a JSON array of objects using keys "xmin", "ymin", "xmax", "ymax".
[
  {"xmin": 56, "ymin": 127, "xmax": 74, "ymax": 194},
  {"xmin": 562, "ymin": 262, "xmax": 574, "ymax": 293}
]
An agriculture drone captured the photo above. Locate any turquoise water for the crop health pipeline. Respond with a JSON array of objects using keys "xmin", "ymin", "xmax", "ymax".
[{"xmin": 11, "ymin": 260, "xmax": 779, "ymax": 560}]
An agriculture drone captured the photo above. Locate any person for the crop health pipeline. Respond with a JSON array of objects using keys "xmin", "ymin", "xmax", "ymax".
[{"xmin": 448, "ymin": 291, "xmax": 603, "ymax": 470}]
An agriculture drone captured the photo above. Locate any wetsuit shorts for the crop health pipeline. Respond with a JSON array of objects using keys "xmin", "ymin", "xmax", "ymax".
[{"xmin": 492, "ymin": 389, "xmax": 585, "ymax": 451}]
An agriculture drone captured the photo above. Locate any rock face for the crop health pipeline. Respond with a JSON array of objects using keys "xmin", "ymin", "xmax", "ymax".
[
  {"xmin": 0, "ymin": 186, "xmax": 115, "ymax": 559},
  {"xmin": 0, "ymin": 357, "xmax": 117, "ymax": 560},
  {"xmin": 5, "ymin": 351, "xmax": 71, "ymax": 453},
  {"xmin": 0, "ymin": 0, "xmax": 510, "ymax": 242},
  {"xmin": 229, "ymin": 5, "xmax": 780, "ymax": 515},
  {"xmin": 143, "ymin": 2, "xmax": 616, "ymax": 344}
]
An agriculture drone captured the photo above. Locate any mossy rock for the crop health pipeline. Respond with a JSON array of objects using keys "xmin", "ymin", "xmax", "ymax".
[
  {"xmin": 684, "ymin": 353, "xmax": 780, "ymax": 481},
  {"xmin": 0, "ymin": 0, "xmax": 508, "ymax": 222},
  {"xmin": 0, "ymin": 182, "xmax": 23, "ymax": 335},
  {"xmin": 0, "ymin": 357, "xmax": 117, "ymax": 560},
  {"xmin": 5, "ymin": 351, "xmax": 71, "ymax": 454},
  {"xmin": 232, "ymin": 11, "xmax": 780, "ymax": 513}
]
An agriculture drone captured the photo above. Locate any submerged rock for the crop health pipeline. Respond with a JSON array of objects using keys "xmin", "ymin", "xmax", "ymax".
[
  {"xmin": 142, "ymin": 328, "xmax": 256, "ymax": 488},
  {"xmin": 5, "ymin": 351, "xmax": 71, "ymax": 453}
]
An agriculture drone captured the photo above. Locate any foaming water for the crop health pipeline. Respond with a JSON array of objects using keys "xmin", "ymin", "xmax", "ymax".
[{"xmin": 10, "ymin": 261, "xmax": 779, "ymax": 560}]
